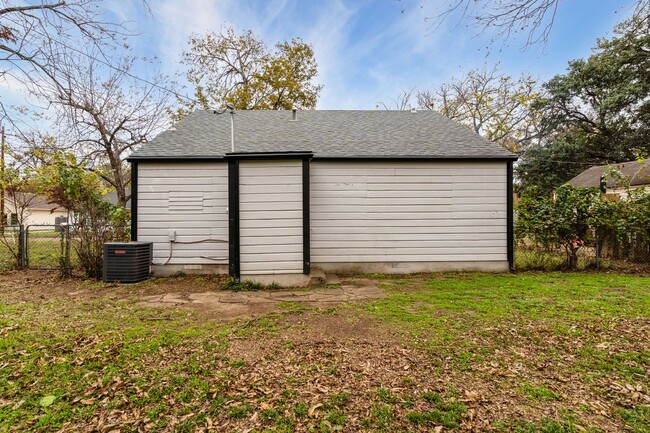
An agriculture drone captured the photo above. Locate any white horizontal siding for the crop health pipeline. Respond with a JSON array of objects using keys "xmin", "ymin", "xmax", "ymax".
[
  {"xmin": 240, "ymin": 160, "xmax": 303, "ymax": 275},
  {"xmin": 137, "ymin": 162, "xmax": 229, "ymax": 265},
  {"xmin": 310, "ymin": 161, "xmax": 507, "ymax": 263}
]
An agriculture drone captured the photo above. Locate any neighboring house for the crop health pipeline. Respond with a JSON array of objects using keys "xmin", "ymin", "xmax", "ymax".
[
  {"xmin": 4, "ymin": 193, "xmax": 68, "ymax": 226},
  {"xmin": 567, "ymin": 159, "xmax": 650, "ymax": 199},
  {"xmin": 103, "ymin": 189, "xmax": 131, "ymax": 209},
  {"xmin": 127, "ymin": 110, "xmax": 517, "ymax": 284}
]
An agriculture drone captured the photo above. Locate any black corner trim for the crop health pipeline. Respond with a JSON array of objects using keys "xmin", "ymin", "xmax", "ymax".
[
  {"xmin": 131, "ymin": 162, "xmax": 138, "ymax": 241},
  {"xmin": 228, "ymin": 160, "xmax": 240, "ymax": 281},
  {"xmin": 302, "ymin": 159, "xmax": 310, "ymax": 275},
  {"xmin": 507, "ymin": 160, "xmax": 515, "ymax": 273}
]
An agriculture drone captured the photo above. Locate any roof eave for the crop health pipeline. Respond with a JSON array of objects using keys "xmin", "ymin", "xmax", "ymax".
[
  {"xmin": 311, "ymin": 155, "xmax": 518, "ymax": 162},
  {"xmin": 128, "ymin": 154, "xmax": 518, "ymax": 163}
]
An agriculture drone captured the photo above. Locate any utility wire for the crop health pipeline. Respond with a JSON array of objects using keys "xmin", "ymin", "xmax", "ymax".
[
  {"xmin": 9, "ymin": 28, "xmax": 647, "ymax": 170},
  {"xmin": 11, "ymin": 26, "xmax": 203, "ymax": 106},
  {"xmin": 516, "ymin": 157, "xmax": 645, "ymax": 166}
]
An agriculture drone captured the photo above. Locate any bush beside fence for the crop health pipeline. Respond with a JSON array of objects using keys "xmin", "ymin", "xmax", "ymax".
[
  {"xmin": 0, "ymin": 226, "xmax": 24, "ymax": 270},
  {"xmin": 0, "ymin": 223, "xmax": 129, "ymax": 276},
  {"xmin": 516, "ymin": 185, "xmax": 650, "ymax": 270}
]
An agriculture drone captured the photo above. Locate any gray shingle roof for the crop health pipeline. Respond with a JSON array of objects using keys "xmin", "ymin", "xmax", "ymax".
[
  {"xmin": 129, "ymin": 110, "xmax": 516, "ymax": 160},
  {"xmin": 567, "ymin": 159, "xmax": 650, "ymax": 188}
]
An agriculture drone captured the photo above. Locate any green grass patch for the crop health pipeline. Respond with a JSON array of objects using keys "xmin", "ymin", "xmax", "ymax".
[
  {"xmin": 619, "ymin": 406, "xmax": 650, "ymax": 433},
  {"xmin": 521, "ymin": 383, "xmax": 561, "ymax": 401}
]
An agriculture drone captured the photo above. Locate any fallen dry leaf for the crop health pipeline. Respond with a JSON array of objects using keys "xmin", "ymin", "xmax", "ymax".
[{"xmin": 308, "ymin": 403, "xmax": 322, "ymax": 417}]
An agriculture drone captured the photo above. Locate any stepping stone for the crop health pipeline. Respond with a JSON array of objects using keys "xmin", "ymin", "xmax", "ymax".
[
  {"xmin": 244, "ymin": 293, "xmax": 274, "ymax": 304},
  {"xmin": 218, "ymin": 294, "xmax": 252, "ymax": 304},
  {"xmin": 324, "ymin": 274, "xmax": 340, "ymax": 285},
  {"xmin": 161, "ymin": 294, "xmax": 188, "ymax": 304},
  {"xmin": 188, "ymin": 293, "xmax": 220, "ymax": 304}
]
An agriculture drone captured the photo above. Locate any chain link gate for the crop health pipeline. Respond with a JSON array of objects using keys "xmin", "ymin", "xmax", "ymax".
[{"xmin": 25, "ymin": 224, "xmax": 70, "ymax": 270}]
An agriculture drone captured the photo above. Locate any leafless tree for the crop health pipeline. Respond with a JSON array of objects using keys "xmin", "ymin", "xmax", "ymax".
[
  {"xmin": 5, "ymin": 189, "xmax": 37, "ymax": 225},
  {"xmin": 420, "ymin": 0, "xmax": 649, "ymax": 49},
  {"xmin": 0, "ymin": 0, "xmax": 128, "ymax": 121},
  {"xmin": 415, "ymin": 66, "xmax": 542, "ymax": 152},
  {"xmin": 20, "ymin": 46, "xmax": 173, "ymax": 208},
  {"xmin": 426, "ymin": 0, "xmax": 560, "ymax": 48},
  {"xmin": 376, "ymin": 88, "xmax": 416, "ymax": 110}
]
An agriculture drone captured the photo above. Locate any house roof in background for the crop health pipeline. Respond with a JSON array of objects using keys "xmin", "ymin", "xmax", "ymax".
[
  {"xmin": 103, "ymin": 189, "xmax": 131, "ymax": 210},
  {"xmin": 129, "ymin": 110, "xmax": 517, "ymax": 160},
  {"xmin": 5, "ymin": 193, "xmax": 64, "ymax": 212},
  {"xmin": 567, "ymin": 159, "xmax": 650, "ymax": 188}
]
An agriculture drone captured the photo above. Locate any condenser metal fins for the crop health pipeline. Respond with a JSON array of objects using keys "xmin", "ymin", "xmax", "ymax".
[{"xmin": 103, "ymin": 242, "xmax": 153, "ymax": 283}]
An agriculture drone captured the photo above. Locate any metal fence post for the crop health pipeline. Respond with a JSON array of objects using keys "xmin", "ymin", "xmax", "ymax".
[
  {"xmin": 65, "ymin": 224, "xmax": 71, "ymax": 270},
  {"xmin": 18, "ymin": 224, "xmax": 25, "ymax": 269}
]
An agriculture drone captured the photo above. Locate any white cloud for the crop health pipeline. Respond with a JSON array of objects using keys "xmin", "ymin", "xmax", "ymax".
[
  {"xmin": 0, "ymin": 74, "xmax": 45, "ymax": 110},
  {"xmin": 302, "ymin": 1, "xmax": 357, "ymax": 108},
  {"xmin": 152, "ymin": 0, "xmax": 230, "ymax": 68}
]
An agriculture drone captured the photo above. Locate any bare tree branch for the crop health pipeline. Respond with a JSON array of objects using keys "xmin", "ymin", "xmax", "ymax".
[
  {"xmin": 422, "ymin": 0, "xmax": 561, "ymax": 49},
  {"xmin": 415, "ymin": 66, "xmax": 542, "ymax": 152},
  {"xmin": 376, "ymin": 88, "xmax": 416, "ymax": 110},
  {"xmin": 19, "ymin": 45, "xmax": 173, "ymax": 207},
  {"xmin": 0, "ymin": 0, "xmax": 131, "ymax": 123}
]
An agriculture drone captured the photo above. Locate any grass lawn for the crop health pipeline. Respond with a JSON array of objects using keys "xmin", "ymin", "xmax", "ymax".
[{"xmin": 0, "ymin": 271, "xmax": 648, "ymax": 432}]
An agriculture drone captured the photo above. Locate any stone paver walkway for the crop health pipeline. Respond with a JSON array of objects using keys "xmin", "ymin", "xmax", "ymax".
[{"xmin": 138, "ymin": 281, "xmax": 385, "ymax": 317}]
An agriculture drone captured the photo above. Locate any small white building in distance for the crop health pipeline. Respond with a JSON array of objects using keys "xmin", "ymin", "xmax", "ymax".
[{"xmin": 4, "ymin": 193, "xmax": 67, "ymax": 226}]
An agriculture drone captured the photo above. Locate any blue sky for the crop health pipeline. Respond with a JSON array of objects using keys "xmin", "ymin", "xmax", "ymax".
[{"xmin": 2, "ymin": 0, "xmax": 641, "ymax": 111}]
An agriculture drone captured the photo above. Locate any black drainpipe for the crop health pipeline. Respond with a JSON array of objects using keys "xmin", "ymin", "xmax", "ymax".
[
  {"xmin": 507, "ymin": 160, "xmax": 515, "ymax": 273},
  {"xmin": 228, "ymin": 159, "xmax": 240, "ymax": 282},
  {"xmin": 130, "ymin": 161, "xmax": 138, "ymax": 241}
]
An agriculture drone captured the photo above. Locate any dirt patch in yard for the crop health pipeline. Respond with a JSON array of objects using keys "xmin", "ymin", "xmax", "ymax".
[
  {"xmin": 221, "ymin": 309, "xmax": 644, "ymax": 432},
  {"xmin": 0, "ymin": 271, "xmax": 384, "ymax": 320},
  {"xmin": 0, "ymin": 270, "xmax": 230, "ymax": 303}
]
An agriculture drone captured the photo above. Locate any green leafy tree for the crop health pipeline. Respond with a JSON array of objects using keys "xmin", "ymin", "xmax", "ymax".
[
  {"xmin": 37, "ymin": 151, "xmax": 129, "ymax": 278},
  {"xmin": 518, "ymin": 9, "xmax": 650, "ymax": 193},
  {"xmin": 517, "ymin": 180, "xmax": 650, "ymax": 268},
  {"xmin": 177, "ymin": 27, "xmax": 322, "ymax": 118},
  {"xmin": 515, "ymin": 131, "xmax": 593, "ymax": 195}
]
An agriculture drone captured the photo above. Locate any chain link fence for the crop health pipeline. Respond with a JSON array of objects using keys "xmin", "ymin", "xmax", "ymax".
[
  {"xmin": 0, "ymin": 225, "xmax": 24, "ymax": 270},
  {"xmin": 0, "ymin": 223, "xmax": 128, "ymax": 274},
  {"xmin": 1, "ymin": 224, "xmax": 648, "ymax": 274},
  {"xmin": 516, "ymin": 230, "xmax": 650, "ymax": 271},
  {"xmin": 0, "ymin": 224, "xmax": 74, "ymax": 271}
]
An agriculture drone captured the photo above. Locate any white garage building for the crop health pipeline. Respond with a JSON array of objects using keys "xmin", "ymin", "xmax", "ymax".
[{"xmin": 128, "ymin": 110, "xmax": 516, "ymax": 284}]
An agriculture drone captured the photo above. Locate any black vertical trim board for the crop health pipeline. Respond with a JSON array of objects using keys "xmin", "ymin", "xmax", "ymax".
[
  {"xmin": 302, "ymin": 159, "xmax": 310, "ymax": 275},
  {"xmin": 507, "ymin": 160, "xmax": 515, "ymax": 272},
  {"xmin": 228, "ymin": 160, "xmax": 241, "ymax": 281},
  {"xmin": 130, "ymin": 162, "xmax": 138, "ymax": 241}
]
